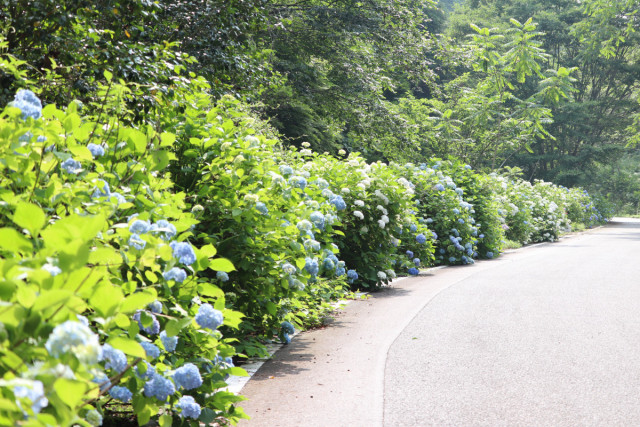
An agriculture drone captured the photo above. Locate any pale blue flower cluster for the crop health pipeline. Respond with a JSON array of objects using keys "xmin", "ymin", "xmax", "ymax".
[
  {"xmin": 176, "ymin": 395, "xmax": 201, "ymax": 419},
  {"xmin": 416, "ymin": 234, "xmax": 427, "ymax": 244},
  {"xmin": 279, "ymin": 321, "xmax": 295, "ymax": 344},
  {"xmin": 143, "ymin": 373, "xmax": 175, "ymax": 401},
  {"xmin": 406, "ymin": 250, "xmax": 414, "ymax": 258},
  {"xmin": 435, "ymin": 184, "xmax": 445, "ymax": 191},
  {"xmin": 216, "ymin": 271, "xmax": 229, "ymax": 282},
  {"xmin": 173, "ymin": 363, "xmax": 202, "ymax": 390},
  {"xmin": 289, "ymin": 175, "xmax": 307, "ymax": 189},
  {"xmin": 109, "ymin": 386, "xmax": 132, "ymax": 403},
  {"xmin": 170, "ymin": 241, "xmax": 197, "ymax": 265},
  {"xmin": 304, "ymin": 239, "xmax": 321, "ymax": 251},
  {"xmin": 329, "ymin": 195, "xmax": 346, "ymax": 210},
  {"xmin": 135, "ymin": 360, "xmax": 155, "ymax": 380},
  {"xmin": 163, "ymin": 267, "xmax": 187, "ymax": 283},
  {"xmin": 130, "ymin": 219, "xmax": 152, "ymax": 234},
  {"xmin": 13, "ymin": 380, "xmax": 48, "ymax": 416},
  {"xmin": 195, "ymin": 303, "xmax": 224, "ymax": 330},
  {"xmin": 486, "ymin": 252, "xmax": 494, "ymax": 258},
  {"xmin": 85, "ymin": 409, "xmax": 102, "ymax": 426},
  {"xmin": 153, "ymin": 219, "xmax": 177, "ymax": 241},
  {"xmin": 346, "ymin": 269, "xmax": 358, "ymax": 283},
  {"xmin": 91, "ymin": 371, "xmax": 111, "ymax": 391},
  {"xmin": 128, "ymin": 234, "xmax": 146, "ymax": 250},
  {"xmin": 255, "ymin": 202, "xmax": 269, "ymax": 215},
  {"xmin": 214, "ymin": 354, "xmax": 235, "ymax": 368},
  {"xmin": 91, "ymin": 180, "xmax": 126, "ymax": 204},
  {"xmin": 12, "ymin": 89, "xmax": 42, "ymax": 120},
  {"xmin": 279, "ymin": 165, "xmax": 293, "ymax": 176},
  {"xmin": 45, "ymin": 320, "xmax": 102, "ymax": 364},
  {"xmin": 103, "ymin": 344, "xmax": 127, "ymax": 373},
  {"xmin": 61, "ymin": 158, "xmax": 82, "ymax": 174},
  {"xmin": 410, "ymin": 224, "xmax": 418, "ymax": 232},
  {"xmin": 408, "ymin": 267, "xmax": 419, "ymax": 275},
  {"xmin": 310, "ymin": 211, "xmax": 325, "ymax": 229},
  {"xmin": 42, "ymin": 263, "xmax": 62, "ymax": 276},
  {"xmin": 133, "ymin": 311, "xmax": 160, "ymax": 335},
  {"xmin": 314, "ymin": 178, "xmax": 329, "ymax": 189},
  {"xmin": 282, "ymin": 263, "xmax": 297, "ymax": 275},
  {"xmin": 160, "ymin": 330, "xmax": 178, "ymax": 352},
  {"xmin": 140, "ymin": 341, "xmax": 160, "ymax": 359},
  {"xmin": 87, "ymin": 143, "xmax": 106, "ymax": 158},
  {"xmin": 148, "ymin": 301, "xmax": 163, "ymax": 314},
  {"xmin": 304, "ymin": 257, "xmax": 319, "ymax": 276},
  {"xmin": 296, "ymin": 219, "xmax": 313, "ymax": 232},
  {"xmin": 413, "ymin": 258, "xmax": 421, "ymax": 266}
]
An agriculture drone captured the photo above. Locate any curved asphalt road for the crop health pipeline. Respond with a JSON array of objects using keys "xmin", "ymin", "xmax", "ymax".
[{"xmin": 239, "ymin": 219, "xmax": 640, "ymax": 426}]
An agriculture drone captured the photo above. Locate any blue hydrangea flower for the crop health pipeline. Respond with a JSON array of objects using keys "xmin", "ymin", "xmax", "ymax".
[
  {"xmin": 479, "ymin": 234, "xmax": 485, "ymax": 239},
  {"xmin": 61, "ymin": 158, "xmax": 82, "ymax": 174},
  {"xmin": 413, "ymin": 258, "xmax": 421, "ymax": 266},
  {"xmin": 314, "ymin": 178, "xmax": 329, "ymax": 189},
  {"xmin": 42, "ymin": 263, "xmax": 62, "ymax": 276},
  {"xmin": 134, "ymin": 361, "xmax": 155, "ymax": 380},
  {"xmin": 163, "ymin": 267, "xmax": 187, "ymax": 283},
  {"xmin": 408, "ymin": 267, "xmax": 419, "ymax": 275},
  {"xmin": 329, "ymin": 195, "xmax": 346, "ymax": 210},
  {"xmin": 86, "ymin": 409, "xmax": 102, "ymax": 427},
  {"xmin": 279, "ymin": 165, "xmax": 293, "ymax": 176},
  {"xmin": 87, "ymin": 143, "xmax": 105, "ymax": 158},
  {"xmin": 289, "ymin": 175, "xmax": 307, "ymax": 189},
  {"xmin": 296, "ymin": 220, "xmax": 313, "ymax": 232},
  {"xmin": 133, "ymin": 311, "xmax": 160, "ymax": 335},
  {"xmin": 92, "ymin": 180, "xmax": 110, "ymax": 199},
  {"xmin": 486, "ymin": 252, "xmax": 494, "ymax": 259},
  {"xmin": 455, "ymin": 188, "xmax": 464, "ymax": 196},
  {"xmin": 173, "ymin": 363, "xmax": 202, "ymax": 390},
  {"xmin": 214, "ymin": 355, "xmax": 235, "ymax": 369},
  {"xmin": 282, "ymin": 263, "xmax": 297, "ymax": 275},
  {"xmin": 255, "ymin": 202, "xmax": 269, "ymax": 215},
  {"xmin": 304, "ymin": 257, "xmax": 319, "ymax": 276},
  {"xmin": 129, "ymin": 219, "xmax": 151, "ymax": 234},
  {"xmin": 216, "ymin": 271, "xmax": 229, "ymax": 282},
  {"xmin": 110, "ymin": 192, "xmax": 127, "ymax": 204},
  {"xmin": 140, "ymin": 341, "xmax": 160, "ymax": 359},
  {"xmin": 91, "ymin": 371, "xmax": 111, "ymax": 391},
  {"xmin": 176, "ymin": 395, "xmax": 201, "ymax": 419},
  {"xmin": 432, "ymin": 231, "xmax": 438, "ymax": 240},
  {"xmin": 416, "ymin": 234, "xmax": 427, "ymax": 244},
  {"xmin": 435, "ymin": 184, "xmax": 445, "ymax": 191},
  {"xmin": 103, "ymin": 344, "xmax": 128, "ymax": 373},
  {"xmin": 346, "ymin": 269, "xmax": 358, "ymax": 283},
  {"xmin": 448, "ymin": 256, "xmax": 456, "ymax": 263},
  {"xmin": 143, "ymin": 373, "xmax": 175, "ymax": 401},
  {"xmin": 453, "ymin": 208, "xmax": 460, "ymax": 215},
  {"xmin": 406, "ymin": 250, "xmax": 414, "ymax": 259},
  {"xmin": 128, "ymin": 233, "xmax": 146, "ymax": 250},
  {"xmin": 279, "ymin": 321, "xmax": 295, "ymax": 344},
  {"xmin": 304, "ymin": 239, "xmax": 321, "ymax": 251},
  {"xmin": 410, "ymin": 224, "xmax": 418, "ymax": 232},
  {"xmin": 13, "ymin": 380, "xmax": 48, "ymax": 415},
  {"xmin": 148, "ymin": 300, "xmax": 163, "ymax": 314},
  {"xmin": 45, "ymin": 320, "xmax": 102, "ymax": 364},
  {"xmin": 335, "ymin": 266, "xmax": 346, "ymax": 276},
  {"xmin": 170, "ymin": 241, "xmax": 197, "ymax": 265},
  {"xmin": 160, "ymin": 331, "xmax": 178, "ymax": 352},
  {"xmin": 12, "ymin": 89, "xmax": 42, "ymax": 120},
  {"xmin": 195, "ymin": 303, "xmax": 224, "ymax": 330},
  {"xmin": 109, "ymin": 386, "xmax": 132, "ymax": 403},
  {"xmin": 288, "ymin": 278, "xmax": 305, "ymax": 291},
  {"xmin": 154, "ymin": 220, "xmax": 177, "ymax": 241},
  {"xmin": 458, "ymin": 218, "xmax": 465, "ymax": 224},
  {"xmin": 310, "ymin": 211, "xmax": 325, "ymax": 229},
  {"xmin": 323, "ymin": 258, "xmax": 335, "ymax": 271}
]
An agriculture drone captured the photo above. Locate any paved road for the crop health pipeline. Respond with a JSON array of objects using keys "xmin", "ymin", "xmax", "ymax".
[{"xmin": 239, "ymin": 219, "xmax": 640, "ymax": 426}]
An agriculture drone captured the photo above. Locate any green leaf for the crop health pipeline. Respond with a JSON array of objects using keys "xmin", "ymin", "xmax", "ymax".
[
  {"xmin": 120, "ymin": 289, "xmax": 157, "ymax": 313},
  {"xmin": 90, "ymin": 283, "xmax": 123, "ymax": 318},
  {"xmin": 209, "ymin": 258, "xmax": 235, "ymax": 272},
  {"xmin": 165, "ymin": 317, "xmax": 192, "ymax": 337},
  {"xmin": 227, "ymin": 367, "xmax": 248, "ymax": 377},
  {"xmin": 13, "ymin": 202, "xmax": 46, "ymax": 236},
  {"xmin": 54, "ymin": 379, "xmax": 88, "ymax": 408},
  {"xmin": 159, "ymin": 132, "xmax": 176, "ymax": 147},
  {"xmin": 107, "ymin": 336, "xmax": 146, "ymax": 358},
  {"xmin": 198, "ymin": 283, "xmax": 224, "ymax": 298},
  {"xmin": 159, "ymin": 414, "xmax": 173, "ymax": 427},
  {"xmin": 104, "ymin": 70, "xmax": 113, "ymax": 82},
  {"xmin": 0, "ymin": 228, "xmax": 32, "ymax": 253}
]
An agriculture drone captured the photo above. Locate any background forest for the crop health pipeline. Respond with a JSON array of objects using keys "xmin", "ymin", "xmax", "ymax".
[{"xmin": 2, "ymin": 0, "xmax": 640, "ymax": 212}]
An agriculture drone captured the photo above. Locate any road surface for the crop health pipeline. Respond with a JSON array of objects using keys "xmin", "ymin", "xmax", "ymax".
[{"xmin": 238, "ymin": 218, "xmax": 640, "ymax": 426}]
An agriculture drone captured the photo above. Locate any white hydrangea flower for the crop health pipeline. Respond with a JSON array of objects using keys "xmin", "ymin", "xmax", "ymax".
[
  {"xmin": 377, "ymin": 220, "xmax": 386, "ymax": 229},
  {"xmin": 353, "ymin": 211, "xmax": 364, "ymax": 220},
  {"xmin": 354, "ymin": 200, "xmax": 365, "ymax": 207},
  {"xmin": 377, "ymin": 271, "xmax": 387, "ymax": 280},
  {"xmin": 338, "ymin": 149, "xmax": 346, "ymax": 155},
  {"xmin": 341, "ymin": 188, "xmax": 350, "ymax": 194}
]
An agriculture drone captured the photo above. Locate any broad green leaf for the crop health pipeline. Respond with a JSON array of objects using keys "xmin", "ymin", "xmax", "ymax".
[
  {"xmin": 209, "ymin": 258, "xmax": 235, "ymax": 272},
  {"xmin": 54, "ymin": 379, "xmax": 87, "ymax": 408},
  {"xmin": 165, "ymin": 317, "xmax": 192, "ymax": 337},
  {"xmin": 13, "ymin": 202, "xmax": 45, "ymax": 236},
  {"xmin": 107, "ymin": 336, "xmax": 145, "ymax": 358},
  {"xmin": 90, "ymin": 284, "xmax": 123, "ymax": 318},
  {"xmin": 0, "ymin": 228, "xmax": 32, "ymax": 253},
  {"xmin": 121, "ymin": 290, "xmax": 157, "ymax": 313}
]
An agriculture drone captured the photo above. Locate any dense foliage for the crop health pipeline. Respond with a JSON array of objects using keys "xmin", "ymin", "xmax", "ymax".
[{"xmin": 0, "ymin": 0, "xmax": 627, "ymax": 425}]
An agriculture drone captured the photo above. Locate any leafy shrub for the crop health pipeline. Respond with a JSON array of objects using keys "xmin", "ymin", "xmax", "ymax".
[{"xmin": 0, "ymin": 86, "xmax": 248, "ymax": 426}]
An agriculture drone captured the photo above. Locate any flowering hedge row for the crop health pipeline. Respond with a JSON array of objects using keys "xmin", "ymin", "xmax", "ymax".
[{"xmin": 0, "ymin": 77, "xmax": 609, "ymax": 425}]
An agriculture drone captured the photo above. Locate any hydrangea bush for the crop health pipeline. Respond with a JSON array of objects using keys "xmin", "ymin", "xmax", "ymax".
[{"xmin": 0, "ymin": 87, "xmax": 248, "ymax": 426}]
